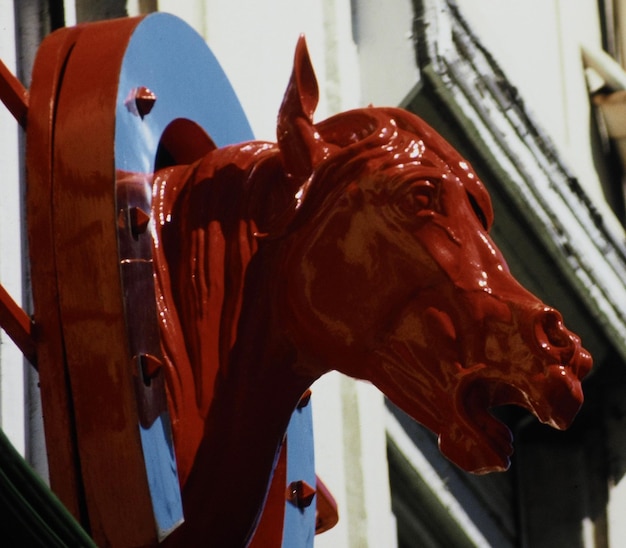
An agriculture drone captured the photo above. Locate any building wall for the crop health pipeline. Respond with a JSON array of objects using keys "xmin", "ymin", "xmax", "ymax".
[{"xmin": 455, "ymin": 0, "xmax": 623, "ymax": 236}]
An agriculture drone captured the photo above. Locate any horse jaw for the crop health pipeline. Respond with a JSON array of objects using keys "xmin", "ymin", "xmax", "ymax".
[
  {"xmin": 436, "ymin": 354, "xmax": 587, "ymax": 473},
  {"xmin": 368, "ymin": 297, "xmax": 589, "ymax": 474},
  {"xmin": 379, "ymin": 362, "xmax": 586, "ymax": 474}
]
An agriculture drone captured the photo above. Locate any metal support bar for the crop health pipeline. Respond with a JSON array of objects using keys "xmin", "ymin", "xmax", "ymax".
[
  {"xmin": 0, "ymin": 60, "xmax": 32, "ymax": 363},
  {"xmin": 0, "ymin": 58, "xmax": 28, "ymax": 128},
  {"xmin": 0, "ymin": 283, "xmax": 36, "ymax": 365}
]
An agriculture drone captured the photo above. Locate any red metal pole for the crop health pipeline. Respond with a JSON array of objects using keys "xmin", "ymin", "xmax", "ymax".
[
  {"xmin": 0, "ymin": 57, "xmax": 28, "ymax": 128},
  {"xmin": 0, "ymin": 283, "xmax": 35, "ymax": 365},
  {"xmin": 0, "ymin": 58, "xmax": 33, "ymax": 362}
]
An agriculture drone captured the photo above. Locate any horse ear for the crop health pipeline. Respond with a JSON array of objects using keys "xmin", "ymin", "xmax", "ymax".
[{"xmin": 277, "ymin": 36, "xmax": 334, "ymax": 187}]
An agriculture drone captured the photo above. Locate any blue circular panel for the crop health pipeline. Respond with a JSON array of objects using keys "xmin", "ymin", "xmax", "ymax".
[
  {"xmin": 113, "ymin": 13, "xmax": 254, "ymax": 540},
  {"xmin": 113, "ymin": 14, "xmax": 316, "ymax": 545},
  {"xmin": 116, "ymin": 12, "xmax": 254, "ymax": 175}
]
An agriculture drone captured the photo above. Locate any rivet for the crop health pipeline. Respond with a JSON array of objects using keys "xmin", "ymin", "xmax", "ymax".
[
  {"xmin": 297, "ymin": 388, "xmax": 312, "ymax": 409},
  {"xmin": 129, "ymin": 206, "xmax": 151, "ymax": 237},
  {"xmin": 286, "ymin": 480, "xmax": 316, "ymax": 509},
  {"xmin": 135, "ymin": 354, "xmax": 163, "ymax": 387},
  {"xmin": 124, "ymin": 86, "xmax": 157, "ymax": 118}
]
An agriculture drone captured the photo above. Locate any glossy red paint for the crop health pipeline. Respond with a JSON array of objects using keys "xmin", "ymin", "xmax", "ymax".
[
  {"xmin": 156, "ymin": 36, "xmax": 591, "ymax": 545},
  {"xmin": 20, "ymin": 15, "xmax": 325, "ymax": 546},
  {"xmin": 11, "ymin": 12, "xmax": 591, "ymax": 545},
  {"xmin": 26, "ymin": 23, "xmax": 99, "ymax": 525},
  {"xmin": 27, "ymin": 18, "xmax": 165, "ymax": 545}
]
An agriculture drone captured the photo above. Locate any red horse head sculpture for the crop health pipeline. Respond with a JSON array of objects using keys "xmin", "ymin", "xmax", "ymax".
[{"xmin": 155, "ymin": 37, "xmax": 591, "ymax": 546}]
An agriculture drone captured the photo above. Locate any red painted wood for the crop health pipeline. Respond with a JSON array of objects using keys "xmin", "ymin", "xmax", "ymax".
[
  {"xmin": 27, "ymin": 25, "xmax": 87, "ymax": 523},
  {"xmin": 28, "ymin": 19, "xmax": 158, "ymax": 546},
  {"xmin": 51, "ymin": 18, "xmax": 158, "ymax": 547}
]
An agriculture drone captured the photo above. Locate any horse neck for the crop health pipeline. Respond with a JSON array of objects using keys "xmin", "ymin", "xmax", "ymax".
[
  {"xmin": 155, "ymin": 161, "xmax": 316, "ymax": 546},
  {"xmin": 171, "ymin": 328, "xmax": 313, "ymax": 547},
  {"xmin": 156, "ymin": 149, "xmax": 275, "ymax": 417},
  {"xmin": 155, "ymin": 150, "xmax": 319, "ymax": 545}
]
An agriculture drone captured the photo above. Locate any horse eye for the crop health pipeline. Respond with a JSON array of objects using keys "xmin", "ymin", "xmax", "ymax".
[
  {"xmin": 467, "ymin": 191, "xmax": 489, "ymax": 230},
  {"xmin": 398, "ymin": 180, "xmax": 434, "ymax": 215}
]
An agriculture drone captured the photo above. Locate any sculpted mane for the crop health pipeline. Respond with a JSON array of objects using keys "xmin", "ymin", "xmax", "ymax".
[
  {"xmin": 153, "ymin": 142, "xmax": 284, "ymax": 482},
  {"xmin": 276, "ymin": 107, "xmax": 493, "ymax": 236}
]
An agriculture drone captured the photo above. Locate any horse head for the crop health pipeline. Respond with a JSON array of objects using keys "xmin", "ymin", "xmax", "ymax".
[
  {"xmin": 157, "ymin": 36, "xmax": 592, "ymax": 545},
  {"xmin": 275, "ymin": 37, "xmax": 592, "ymax": 474}
]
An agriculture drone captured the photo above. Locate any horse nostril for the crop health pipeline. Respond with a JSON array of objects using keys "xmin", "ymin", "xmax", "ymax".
[
  {"xmin": 542, "ymin": 309, "xmax": 569, "ymax": 346},
  {"xmin": 535, "ymin": 307, "xmax": 575, "ymax": 361}
]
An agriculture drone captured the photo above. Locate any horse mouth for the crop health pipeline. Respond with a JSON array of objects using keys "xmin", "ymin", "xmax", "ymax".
[{"xmin": 446, "ymin": 365, "xmax": 585, "ymax": 474}]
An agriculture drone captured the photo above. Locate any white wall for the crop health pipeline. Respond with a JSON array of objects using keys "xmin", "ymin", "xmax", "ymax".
[
  {"xmin": 158, "ymin": 0, "xmax": 328, "ymax": 140},
  {"xmin": 354, "ymin": 0, "xmax": 418, "ymax": 108},
  {"xmin": 455, "ymin": 0, "xmax": 620, "ymax": 230},
  {"xmin": 0, "ymin": 0, "xmax": 26, "ymax": 457}
]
